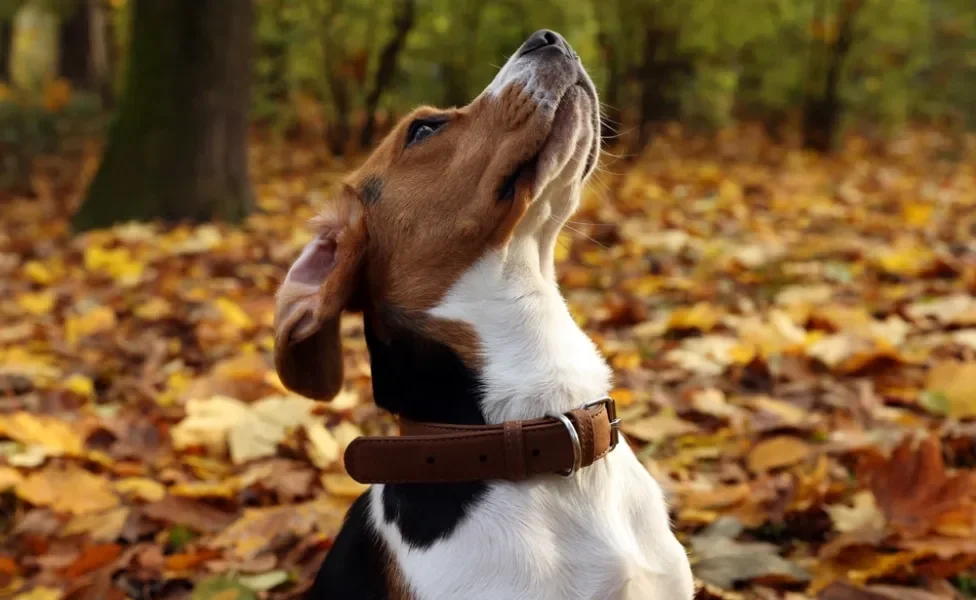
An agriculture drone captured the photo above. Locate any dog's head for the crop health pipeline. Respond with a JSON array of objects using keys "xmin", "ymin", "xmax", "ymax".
[{"xmin": 274, "ymin": 29, "xmax": 600, "ymax": 401}]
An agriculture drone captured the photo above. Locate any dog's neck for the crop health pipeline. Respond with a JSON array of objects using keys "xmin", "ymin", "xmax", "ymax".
[{"xmin": 364, "ymin": 194, "xmax": 612, "ymax": 427}]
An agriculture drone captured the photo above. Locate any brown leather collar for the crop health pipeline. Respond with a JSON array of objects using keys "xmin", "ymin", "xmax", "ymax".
[{"xmin": 343, "ymin": 398, "xmax": 621, "ymax": 484}]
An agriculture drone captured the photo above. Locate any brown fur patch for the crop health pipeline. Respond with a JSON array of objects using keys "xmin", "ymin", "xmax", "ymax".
[
  {"xmin": 276, "ymin": 77, "xmax": 558, "ymax": 398},
  {"xmin": 385, "ymin": 553, "xmax": 414, "ymax": 599}
]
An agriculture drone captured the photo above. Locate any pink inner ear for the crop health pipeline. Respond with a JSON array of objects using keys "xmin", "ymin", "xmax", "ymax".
[{"xmin": 287, "ymin": 234, "xmax": 338, "ymax": 285}]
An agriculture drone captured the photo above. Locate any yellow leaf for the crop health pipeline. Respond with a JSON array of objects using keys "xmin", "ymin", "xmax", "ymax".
[
  {"xmin": 926, "ymin": 361, "xmax": 976, "ymax": 419},
  {"xmin": 13, "ymin": 587, "xmax": 62, "ymax": 600},
  {"xmin": 305, "ymin": 423, "xmax": 339, "ymax": 469},
  {"xmin": 554, "ymin": 231, "xmax": 573, "ymax": 263},
  {"xmin": 0, "ymin": 412, "xmax": 84, "ymax": 455},
  {"xmin": 902, "ymin": 201, "xmax": 933, "ymax": 227},
  {"xmin": 608, "ymin": 387, "xmax": 634, "ymax": 407},
  {"xmin": 83, "ymin": 245, "xmax": 145, "ymax": 284},
  {"xmin": 16, "ymin": 464, "xmax": 118, "ymax": 515},
  {"xmin": 746, "ymin": 436, "xmax": 812, "ymax": 473},
  {"xmin": 215, "ymin": 297, "xmax": 255, "ymax": 331},
  {"xmin": 135, "ymin": 296, "xmax": 173, "ymax": 320},
  {"xmin": 63, "ymin": 373, "xmax": 94, "ymax": 398},
  {"xmin": 321, "ymin": 473, "xmax": 369, "ymax": 498},
  {"xmin": 65, "ymin": 306, "xmax": 117, "ymax": 346},
  {"xmin": 62, "ymin": 506, "xmax": 130, "ymax": 542},
  {"xmin": 23, "ymin": 260, "xmax": 54, "ymax": 284},
  {"xmin": 0, "ymin": 466, "xmax": 25, "ymax": 491},
  {"xmin": 17, "ymin": 291, "xmax": 55, "ymax": 315},
  {"xmin": 667, "ymin": 303, "xmax": 723, "ymax": 332},
  {"xmin": 170, "ymin": 479, "xmax": 240, "ymax": 499},
  {"xmin": 115, "ymin": 477, "xmax": 166, "ymax": 502}
]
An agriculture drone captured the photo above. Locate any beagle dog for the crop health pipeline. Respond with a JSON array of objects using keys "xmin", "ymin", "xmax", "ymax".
[{"xmin": 274, "ymin": 29, "xmax": 695, "ymax": 600}]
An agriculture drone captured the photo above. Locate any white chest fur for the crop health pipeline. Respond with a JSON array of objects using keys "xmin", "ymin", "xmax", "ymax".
[{"xmin": 369, "ymin": 247, "xmax": 695, "ymax": 600}]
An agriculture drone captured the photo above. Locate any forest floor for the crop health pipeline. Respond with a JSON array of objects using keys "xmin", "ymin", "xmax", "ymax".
[{"xmin": 2, "ymin": 124, "xmax": 976, "ymax": 600}]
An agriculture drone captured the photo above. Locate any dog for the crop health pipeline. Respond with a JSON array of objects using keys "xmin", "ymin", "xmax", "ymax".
[{"xmin": 273, "ymin": 29, "xmax": 695, "ymax": 600}]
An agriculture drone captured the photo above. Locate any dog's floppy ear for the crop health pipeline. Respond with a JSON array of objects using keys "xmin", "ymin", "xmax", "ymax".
[{"xmin": 274, "ymin": 186, "xmax": 366, "ymax": 400}]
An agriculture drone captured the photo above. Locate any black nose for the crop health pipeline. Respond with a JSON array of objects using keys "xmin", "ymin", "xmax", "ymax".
[{"xmin": 518, "ymin": 29, "xmax": 569, "ymax": 58}]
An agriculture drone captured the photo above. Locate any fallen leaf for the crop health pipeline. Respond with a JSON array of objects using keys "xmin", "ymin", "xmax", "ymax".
[
  {"xmin": 621, "ymin": 413, "xmax": 700, "ymax": 441},
  {"xmin": 236, "ymin": 570, "xmax": 291, "ymax": 591},
  {"xmin": 209, "ymin": 499, "xmax": 347, "ymax": 559},
  {"xmin": 13, "ymin": 587, "xmax": 62, "ymax": 600},
  {"xmin": 0, "ymin": 467, "xmax": 25, "ymax": 491},
  {"xmin": 143, "ymin": 496, "xmax": 237, "ymax": 534},
  {"xmin": 16, "ymin": 464, "xmax": 118, "ymax": 515},
  {"xmin": 858, "ymin": 435, "xmax": 976, "ymax": 538},
  {"xmin": 114, "ymin": 477, "xmax": 166, "ymax": 502},
  {"xmin": 826, "ymin": 491, "xmax": 885, "ymax": 534},
  {"xmin": 62, "ymin": 507, "xmax": 130, "ymax": 542},
  {"xmin": 304, "ymin": 423, "xmax": 340, "ymax": 469},
  {"xmin": 164, "ymin": 549, "xmax": 222, "ymax": 571},
  {"xmin": 62, "ymin": 544, "xmax": 122, "ymax": 578},
  {"xmin": 0, "ymin": 412, "xmax": 84, "ymax": 456},
  {"xmin": 191, "ymin": 575, "xmax": 258, "ymax": 600},
  {"xmin": 746, "ymin": 436, "xmax": 812, "ymax": 473},
  {"xmin": 925, "ymin": 361, "xmax": 976, "ymax": 419},
  {"xmin": 691, "ymin": 517, "xmax": 810, "ymax": 589},
  {"xmin": 321, "ymin": 473, "xmax": 369, "ymax": 498}
]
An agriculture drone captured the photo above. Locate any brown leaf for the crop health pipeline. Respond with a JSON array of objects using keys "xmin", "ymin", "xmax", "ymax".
[
  {"xmin": 819, "ymin": 581, "xmax": 947, "ymax": 600},
  {"xmin": 62, "ymin": 543, "xmax": 122, "ymax": 579},
  {"xmin": 164, "ymin": 548, "xmax": 222, "ymax": 571},
  {"xmin": 859, "ymin": 436, "xmax": 976, "ymax": 538},
  {"xmin": 16, "ymin": 464, "xmax": 118, "ymax": 515},
  {"xmin": 142, "ymin": 495, "xmax": 237, "ymax": 534},
  {"xmin": 746, "ymin": 436, "xmax": 812, "ymax": 473},
  {"xmin": 209, "ymin": 498, "xmax": 348, "ymax": 560}
]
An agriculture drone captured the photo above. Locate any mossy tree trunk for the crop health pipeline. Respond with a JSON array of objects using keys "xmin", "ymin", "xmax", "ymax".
[{"xmin": 73, "ymin": 0, "xmax": 254, "ymax": 231}]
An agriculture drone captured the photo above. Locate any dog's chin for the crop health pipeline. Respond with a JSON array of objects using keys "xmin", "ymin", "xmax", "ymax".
[{"xmin": 520, "ymin": 86, "xmax": 598, "ymax": 201}]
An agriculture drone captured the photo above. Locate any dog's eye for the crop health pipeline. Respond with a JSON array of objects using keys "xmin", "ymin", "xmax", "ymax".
[{"xmin": 406, "ymin": 119, "xmax": 445, "ymax": 147}]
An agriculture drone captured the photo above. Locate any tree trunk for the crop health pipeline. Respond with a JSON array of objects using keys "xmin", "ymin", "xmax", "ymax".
[
  {"xmin": 0, "ymin": 22, "xmax": 10, "ymax": 80},
  {"xmin": 359, "ymin": 0, "xmax": 415, "ymax": 148},
  {"xmin": 73, "ymin": 0, "xmax": 254, "ymax": 231},
  {"xmin": 59, "ymin": 1, "xmax": 89, "ymax": 88},
  {"xmin": 633, "ymin": 28, "xmax": 690, "ymax": 151},
  {"xmin": 802, "ymin": 0, "xmax": 862, "ymax": 152},
  {"xmin": 87, "ymin": 0, "xmax": 113, "ymax": 107}
]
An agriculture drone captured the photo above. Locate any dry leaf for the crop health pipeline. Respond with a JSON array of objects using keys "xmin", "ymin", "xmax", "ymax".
[
  {"xmin": 622, "ymin": 413, "xmax": 699, "ymax": 441},
  {"xmin": 747, "ymin": 436, "xmax": 812, "ymax": 473},
  {"xmin": 16, "ymin": 464, "xmax": 118, "ymax": 515}
]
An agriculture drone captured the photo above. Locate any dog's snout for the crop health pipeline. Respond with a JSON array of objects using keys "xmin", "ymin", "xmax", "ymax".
[{"xmin": 518, "ymin": 29, "xmax": 573, "ymax": 58}]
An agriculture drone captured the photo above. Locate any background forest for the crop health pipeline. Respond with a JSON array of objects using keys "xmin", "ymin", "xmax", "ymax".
[{"xmin": 2, "ymin": 1, "xmax": 976, "ymax": 599}]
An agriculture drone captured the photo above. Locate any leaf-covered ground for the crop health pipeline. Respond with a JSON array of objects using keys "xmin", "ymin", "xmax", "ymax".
[{"xmin": 2, "ymin": 126, "xmax": 976, "ymax": 600}]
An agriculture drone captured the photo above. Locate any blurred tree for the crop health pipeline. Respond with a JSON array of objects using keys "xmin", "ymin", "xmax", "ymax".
[
  {"xmin": 359, "ymin": 0, "xmax": 415, "ymax": 147},
  {"xmin": 73, "ymin": 0, "xmax": 254, "ymax": 231},
  {"xmin": 801, "ymin": 0, "xmax": 864, "ymax": 151}
]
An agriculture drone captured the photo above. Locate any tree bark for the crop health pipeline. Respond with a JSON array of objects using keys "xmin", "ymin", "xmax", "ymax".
[
  {"xmin": 73, "ymin": 0, "xmax": 254, "ymax": 231},
  {"xmin": 359, "ymin": 0, "xmax": 415, "ymax": 148},
  {"xmin": 634, "ymin": 28, "xmax": 690, "ymax": 151},
  {"xmin": 59, "ymin": 1, "xmax": 89, "ymax": 88},
  {"xmin": 0, "ymin": 22, "xmax": 11, "ymax": 81},
  {"xmin": 87, "ymin": 0, "xmax": 112, "ymax": 107},
  {"xmin": 802, "ymin": 0, "xmax": 862, "ymax": 152}
]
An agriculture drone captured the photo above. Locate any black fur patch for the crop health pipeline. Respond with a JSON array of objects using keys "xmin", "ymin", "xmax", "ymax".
[
  {"xmin": 359, "ymin": 175, "xmax": 384, "ymax": 204},
  {"xmin": 309, "ymin": 306, "xmax": 490, "ymax": 594},
  {"xmin": 365, "ymin": 307, "xmax": 488, "ymax": 548},
  {"xmin": 306, "ymin": 492, "xmax": 390, "ymax": 599}
]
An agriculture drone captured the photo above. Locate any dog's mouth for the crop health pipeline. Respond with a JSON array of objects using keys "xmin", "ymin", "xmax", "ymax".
[{"xmin": 497, "ymin": 153, "xmax": 540, "ymax": 202}]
